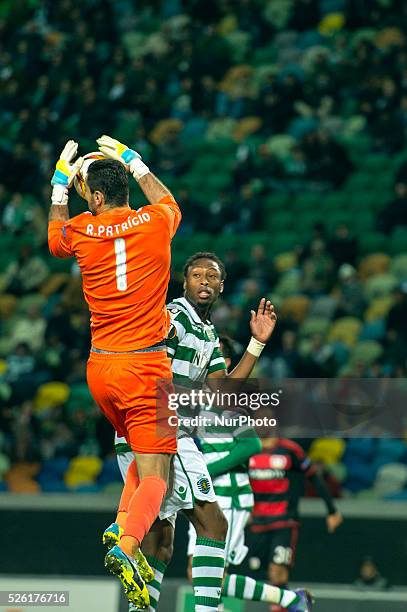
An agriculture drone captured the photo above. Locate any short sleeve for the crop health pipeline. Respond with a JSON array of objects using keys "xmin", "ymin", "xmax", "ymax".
[
  {"xmin": 290, "ymin": 443, "xmax": 315, "ymax": 476},
  {"xmin": 48, "ymin": 220, "xmax": 74, "ymax": 258},
  {"xmin": 151, "ymin": 195, "xmax": 181, "ymax": 238},
  {"xmin": 166, "ymin": 308, "xmax": 188, "ymax": 358},
  {"xmin": 207, "ymin": 344, "xmax": 227, "ymax": 375}
]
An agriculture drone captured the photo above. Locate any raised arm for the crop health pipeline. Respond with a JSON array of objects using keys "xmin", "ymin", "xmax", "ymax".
[
  {"xmin": 49, "ymin": 140, "xmax": 83, "ymax": 221},
  {"xmin": 208, "ymin": 298, "xmax": 277, "ymax": 382},
  {"xmin": 97, "ymin": 135, "xmax": 174, "ymax": 204}
]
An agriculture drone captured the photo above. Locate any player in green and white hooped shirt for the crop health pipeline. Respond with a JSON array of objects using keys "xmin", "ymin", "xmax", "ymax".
[
  {"xmin": 107, "ymin": 253, "xmax": 312, "ymax": 612},
  {"xmin": 186, "ymin": 336, "xmax": 312, "ymax": 611}
]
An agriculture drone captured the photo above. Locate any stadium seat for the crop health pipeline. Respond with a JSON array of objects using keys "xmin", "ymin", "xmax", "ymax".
[
  {"xmin": 17, "ymin": 294, "xmax": 47, "ymax": 315},
  {"xmin": 374, "ymin": 463, "xmax": 407, "ymax": 496},
  {"xmin": 350, "ymin": 340, "xmax": 383, "ymax": 365},
  {"xmin": 98, "ymin": 458, "xmax": 122, "ymax": 485},
  {"xmin": 308, "ymin": 438, "xmax": 346, "ymax": 465},
  {"xmin": 295, "ymin": 209, "xmax": 325, "ymax": 232},
  {"xmin": 274, "ymin": 270, "xmax": 301, "ymax": 297},
  {"xmin": 364, "ymin": 273, "xmax": 398, "ymax": 300},
  {"xmin": 0, "ymin": 453, "xmax": 10, "ymax": 479},
  {"xmin": 292, "ymin": 193, "xmax": 321, "ymax": 212},
  {"xmin": 325, "ymin": 210, "xmax": 353, "ymax": 232},
  {"xmin": 0, "ymin": 294, "xmax": 17, "ymax": 319},
  {"xmin": 280, "ymin": 294, "xmax": 310, "ymax": 323},
  {"xmin": 349, "ymin": 212, "xmax": 376, "ymax": 233},
  {"xmin": 266, "ymin": 134, "xmax": 295, "ymax": 159},
  {"xmin": 39, "ymin": 273, "xmax": 70, "ymax": 298},
  {"xmin": 309, "ymin": 295, "xmax": 338, "ymax": 319},
  {"xmin": 372, "ymin": 440, "xmax": 407, "ymax": 475},
  {"xmin": 64, "ymin": 456, "xmax": 103, "ymax": 489},
  {"xmin": 358, "ymin": 253, "xmax": 391, "ymax": 279},
  {"xmin": 267, "ymin": 211, "xmax": 294, "ymax": 232},
  {"xmin": 359, "ymin": 319, "xmax": 386, "ymax": 341},
  {"xmin": 344, "ymin": 172, "xmax": 372, "ymax": 192},
  {"xmin": 5, "ymin": 463, "xmax": 41, "ymax": 494},
  {"xmin": 264, "ymin": 193, "xmax": 291, "ymax": 212},
  {"xmin": 359, "ymin": 231, "xmax": 388, "ymax": 254},
  {"xmin": 364, "ymin": 295, "xmax": 394, "ymax": 321},
  {"xmin": 38, "ymin": 457, "xmax": 70, "ymax": 484},
  {"xmin": 299, "ymin": 316, "xmax": 331, "ymax": 339},
  {"xmin": 328, "ymin": 317, "xmax": 362, "ymax": 347},
  {"xmin": 274, "ymin": 252, "xmax": 297, "ymax": 273},
  {"xmin": 328, "ymin": 341, "xmax": 350, "ymax": 366},
  {"xmin": 34, "ymin": 382, "xmax": 70, "ymax": 412},
  {"xmin": 270, "ymin": 231, "xmax": 300, "ymax": 254},
  {"xmin": 318, "ymin": 194, "xmax": 344, "ymax": 216},
  {"xmin": 234, "ymin": 117, "xmax": 262, "ymax": 141}
]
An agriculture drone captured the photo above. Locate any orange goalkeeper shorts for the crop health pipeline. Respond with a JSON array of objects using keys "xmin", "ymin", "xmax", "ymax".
[{"xmin": 87, "ymin": 350, "xmax": 176, "ymax": 454}]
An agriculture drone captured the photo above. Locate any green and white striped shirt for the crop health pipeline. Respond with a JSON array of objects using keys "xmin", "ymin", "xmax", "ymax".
[
  {"xmin": 114, "ymin": 296, "xmax": 227, "ymax": 453},
  {"xmin": 166, "ymin": 297, "xmax": 226, "ymax": 382},
  {"xmin": 200, "ymin": 411, "xmax": 256, "ymax": 510}
]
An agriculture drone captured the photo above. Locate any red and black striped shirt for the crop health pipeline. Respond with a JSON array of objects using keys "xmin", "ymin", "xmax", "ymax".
[{"xmin": 249, "ymin": 439, "xmax": 336, "ymax": 532}]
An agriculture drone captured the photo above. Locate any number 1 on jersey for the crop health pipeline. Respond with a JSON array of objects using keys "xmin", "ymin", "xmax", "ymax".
[{"xmin": 114, "ymin": 238, "xmax": 127, "ymax": 291}]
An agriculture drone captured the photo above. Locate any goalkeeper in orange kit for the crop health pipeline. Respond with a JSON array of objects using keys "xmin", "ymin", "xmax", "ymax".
[{"xmin": 48, "ymin": 136, "xmax": 181, "ymax": 609}]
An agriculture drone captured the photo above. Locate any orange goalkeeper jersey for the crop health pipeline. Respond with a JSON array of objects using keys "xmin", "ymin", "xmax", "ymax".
[{"xmin": 48, "ymin": 196, "xmax": 181, "ymax": 351}]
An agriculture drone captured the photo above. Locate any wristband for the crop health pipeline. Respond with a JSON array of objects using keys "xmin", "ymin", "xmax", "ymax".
[
  {"xmin": 247, "ymin": 337, "xmax": 266, "ymax": 357},
  {"xmin": 129, "ymin": 157, "xmax": 150, "ymax": 181},
  {"xmin": 51, "ymin": 185, "xmax": 68, "ymax": 206}
]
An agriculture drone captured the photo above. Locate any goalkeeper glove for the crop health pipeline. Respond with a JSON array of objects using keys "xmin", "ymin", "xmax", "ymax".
[
  {"xmin": 96, "ymin": 134, "xmax": 150, "ymax": 181},
  {"xmin": 51, "ymin": 140, "xmax": 83, "ymax": 205}
]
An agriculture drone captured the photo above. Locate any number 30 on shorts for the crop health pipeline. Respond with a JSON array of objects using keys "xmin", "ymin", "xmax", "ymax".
[
  {"xmin": 114, "ymin": 238, "xmax": 127, "ymax": 291},
  {"xmin": 273, "ymin": 546, "xmax": 293, "ymax": 565}
]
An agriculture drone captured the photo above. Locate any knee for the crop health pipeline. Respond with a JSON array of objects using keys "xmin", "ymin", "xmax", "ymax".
[
  {"xmin": 156, "ymin": 541, "xmax": 174, "ymax": 565},
  {"xmin": 205, "ymin": 506, "xmax": 228, "ymax": 541},
  {"xmin": 191, "ymin": 502, "xmax": 228, "ymax": 542}
]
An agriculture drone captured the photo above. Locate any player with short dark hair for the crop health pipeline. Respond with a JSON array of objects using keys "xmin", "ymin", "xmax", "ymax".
[
  {"xmin": 86, "ymin": 158, "xmax": 129, "ymax": 206},
  {"xmin": 48, "ymin": 137, "xmax": 181, "ymax": 609},
  {"xmin": 183, "ymin": 251, "xmax": 227, "ymax": 281}
]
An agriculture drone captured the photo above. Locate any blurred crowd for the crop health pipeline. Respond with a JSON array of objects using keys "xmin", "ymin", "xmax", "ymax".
[{"xmin": 0, "ymin": 0, "xmax": 406, "ymax": 493}]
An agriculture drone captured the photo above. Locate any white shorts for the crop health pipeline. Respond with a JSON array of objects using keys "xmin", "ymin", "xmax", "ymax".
[
  {"xmin": 117, "ymin": 437, "xmax": 216, "ymax": 528},
  {"xmin": 188, "ymin": 508, "xmax": 250, "ymax": 566}
]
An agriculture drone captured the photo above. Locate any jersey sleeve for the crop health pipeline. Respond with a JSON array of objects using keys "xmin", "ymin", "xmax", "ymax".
[
  {"xmin": 150, "ymin": 195, "xmax": 181, "ymax": 238},
  {"xmin": 166, "ymin": 308, "xmax": 188, "ymax": 358},
  {"xmin": 207, "ymin": 344, "xmax": 227, "ymax": 375},
  {"xmin": 291, "ymin": 443, "xmax": 316, "ymax": 476},
  {"xmin": 207, "ymin": 435, "xmax": 262, "ymax": 479},
  {"xmin": 48, "ymin": 220, "xmax": 74, "ymax": 258}
]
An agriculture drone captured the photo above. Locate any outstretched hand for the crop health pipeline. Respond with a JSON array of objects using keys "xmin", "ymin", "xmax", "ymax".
[
  {"xmin": 96, "ymin": 135, "xmax": 141, "ymax": 168},
  {"xmin": 250, "ymin": 298, "xmax": 277, "ymax": 344},
  {"xmin": 51, "ymin": 140, "xmax": 83, "ymax": 188}
]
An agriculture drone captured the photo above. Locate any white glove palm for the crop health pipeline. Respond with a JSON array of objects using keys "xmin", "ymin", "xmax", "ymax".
[
  {"xmin": 51, "ymin": 140, "xmax": 84, "ymax": 188},
  {"xmin": 96, "ymin": 135, "xmax": 149, "ymax": 180}
]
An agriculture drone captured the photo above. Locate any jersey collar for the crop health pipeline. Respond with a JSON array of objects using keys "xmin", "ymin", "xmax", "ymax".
[{"xmin": 173, "ymin": 296, "xmax": 211, "ymax": 326}]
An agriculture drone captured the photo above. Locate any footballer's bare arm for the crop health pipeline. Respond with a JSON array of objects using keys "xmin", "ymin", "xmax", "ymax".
[
  {"xmin": 49, "ymin": 196, "xmax": 70, "ymax": 222},
  {"xmin": 137, "ymin": 172, "xmax": 174, "ymax": 205}
]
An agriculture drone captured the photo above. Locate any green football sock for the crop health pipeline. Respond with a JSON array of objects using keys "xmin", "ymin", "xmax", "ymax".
[
  {"xmin": 223, "ymin": 574, "xmax": 300, "ymax": 606},
  {"xmin": 192, "ymin": 537, "xmax": 226, "ymax": 611}
]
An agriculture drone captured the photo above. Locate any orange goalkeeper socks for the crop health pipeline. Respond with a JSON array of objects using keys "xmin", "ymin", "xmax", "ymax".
[
  {"xmin": 117, "ymin": 460, "xmax": 139, "ymax": 517},
  {"xmin": 121, "ymin": 476, "xmax": 167, "ymax": 549}
]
